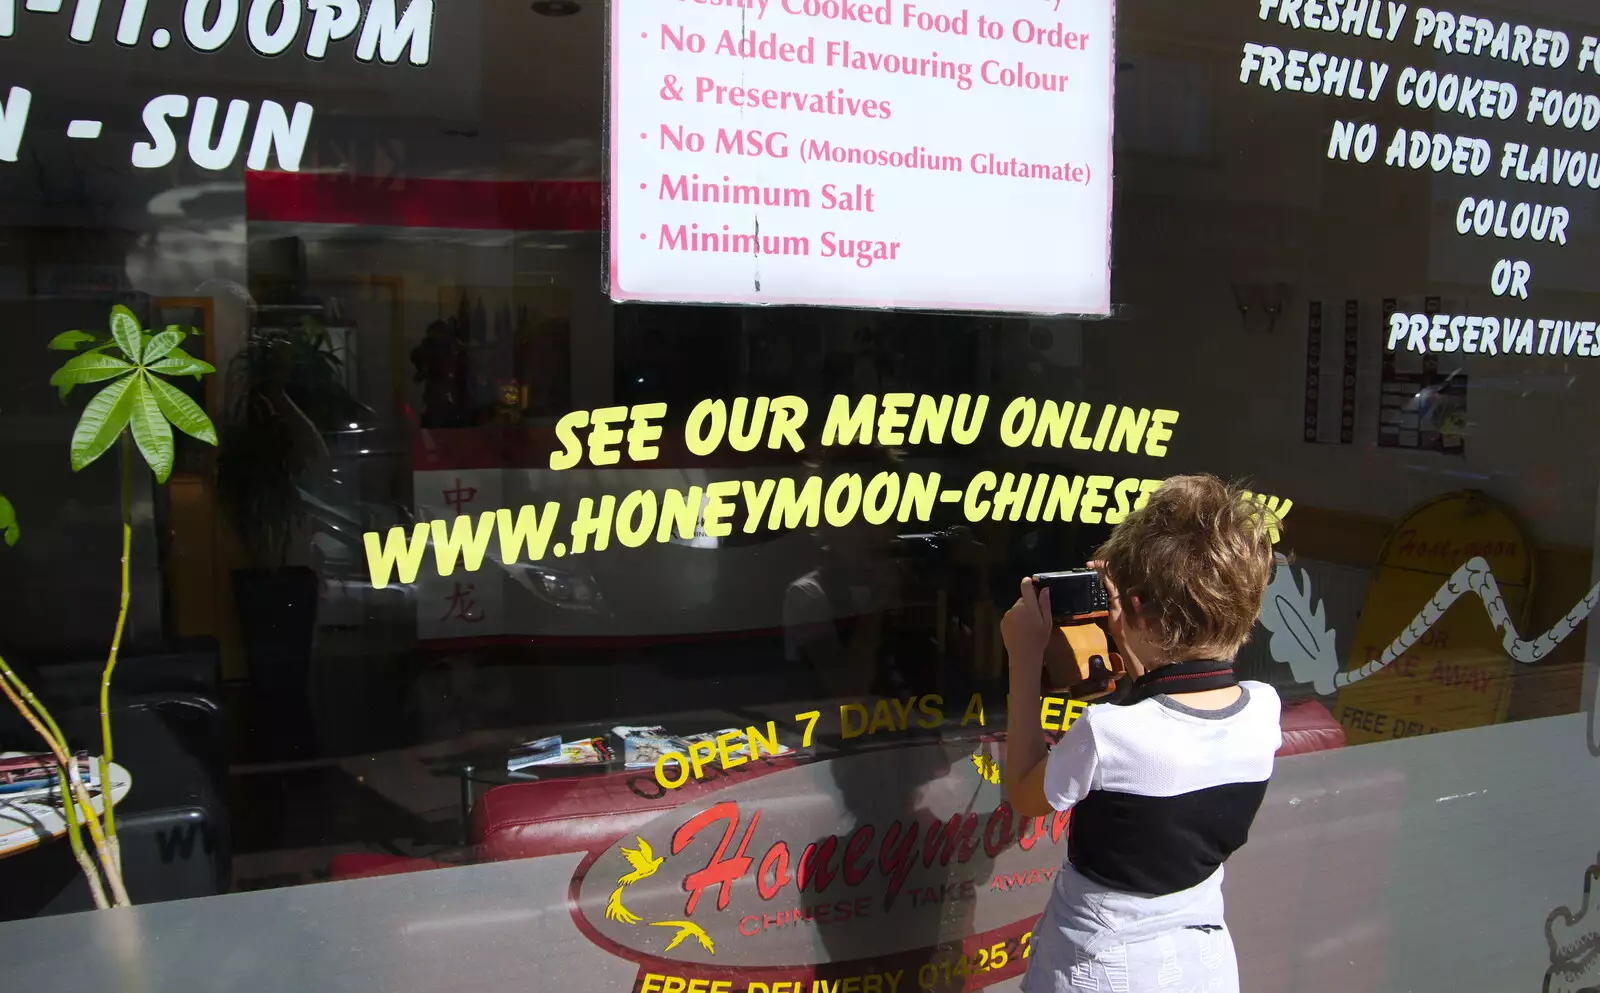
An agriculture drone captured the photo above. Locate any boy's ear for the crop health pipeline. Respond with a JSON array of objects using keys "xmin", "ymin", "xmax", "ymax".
[{"xmin": 1123, "ymin": 594, "xmax": 1149, "ymax": 630}]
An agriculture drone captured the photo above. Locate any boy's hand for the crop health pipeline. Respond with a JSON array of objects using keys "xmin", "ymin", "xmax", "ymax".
[
  {"xmin": 1002, "ymin": 578, "xmax": 1053, "ymax": 673},
  {"xmin": 1088, "ymin": 559, "xmax": 1125, "ymax": 638}
]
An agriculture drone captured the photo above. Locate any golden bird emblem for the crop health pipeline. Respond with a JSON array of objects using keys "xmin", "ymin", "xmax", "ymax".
[
  {"xmin": 605, "ymin": 886, "xmax": 641, "ymax": 925},
  {"xmin": 619, "ymin": 836, "xmax": 664, "ymax": 884},
  {"xmin": 650, "ymin": 919, "xmax": 716, "ymax": 955},
  {"xmin": 971, "ymin": 752, "xmax": 1002, "ymax": 784}
]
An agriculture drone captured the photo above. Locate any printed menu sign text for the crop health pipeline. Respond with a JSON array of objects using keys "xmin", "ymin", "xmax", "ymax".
[{"xmin": 608, "ymin": 0, "xmax": 1115, "ymax": 315}]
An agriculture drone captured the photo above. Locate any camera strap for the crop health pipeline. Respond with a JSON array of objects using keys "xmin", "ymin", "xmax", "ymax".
[{"xmin": 1126, "ymin": 659, "xmax": 1238, "ymax": 704}]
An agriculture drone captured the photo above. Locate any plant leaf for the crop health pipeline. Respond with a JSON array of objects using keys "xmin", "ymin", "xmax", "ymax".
[
  {"xmin": 53, "ymin": 342, "xmax": 122, "ymax": 399},
  {"xmin": 142, "ymin": 330, "xmax": 185, "ymax": 364},
  {"xmin": 127, "ymin": 374, "xmax": 175, "ymax": 483},
  {"xmin": 48, "ymin": 330, "xmax": 97, "ymax": 351},
  {"xmin": 109, "ymin": 305, "xmax": 144, "ymax": 363},
  {"xmin": 49, "ymin": 351, "xmax": 134, "ymax": 391},
  {"xmin": 145, "ymin": 373, "xmax": 218, "ymax": 446},
  {"xmin": 0, "ymin": 495, "xmax": 15, "ymax": 547},
  {"xmin": 68, "ymin": 372, "xmax": 137, "ymax": 472},
  {"xmin": 148, "ymin": 353, "xmax": 216, "ymax": 378}
]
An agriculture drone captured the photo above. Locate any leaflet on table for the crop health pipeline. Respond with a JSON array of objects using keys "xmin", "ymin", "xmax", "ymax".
[
  {"xmin": 614, "ymin": 725, "xmax": 794, "ymax": 771},
  {"xmin": 505, "ymin": 735, "xmax": 564, "ymax": 771},
  {"xmin": 615, "ymin": 725, "xmax": 683, "ymax": 770},
  {"xmin": 508, "ymin": 737, "xmax": 613, "ymax": 770},
  {"xmin": 0, "ymin": 751, "xmax": 95, "ymax": 781},
  {"xmin": 681, "ymin": 729, "xmax": 794, "ymax": 764},
  {"xmin": 0, "ymin": 752, "xmax": 100, "ymax": 798}
]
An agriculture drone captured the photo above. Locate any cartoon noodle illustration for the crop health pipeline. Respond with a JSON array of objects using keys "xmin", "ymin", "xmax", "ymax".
[
  {"xmin": 620, "ymin": 836, "xmax": 663, "ymax": 884},
  {"xmin": 971, "ymin": 752, "xmax": 1002, "ymax": 784},
  {"xmin": 1258, "ymin": 553, "xmax": 1600, "ymax": 695},
  {"xmin": 650, "ymin": 919, "xmax": 716, "ymax": 955},
  {"xmin": 605, "ymin": 886, "xmax": 642, "ymax": 925},
  {"xmin": 1544, "ymin": 855, "xmax": 1600, "ymax": 993},
  {"xmin": 1546, "ymin": 955, "xmax": 1600, "ymax": 993}
]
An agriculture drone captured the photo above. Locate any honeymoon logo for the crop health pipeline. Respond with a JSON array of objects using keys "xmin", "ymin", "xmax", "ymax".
[{"xmin": 569, "ymin": 741, "xmax": 1070, "ymax": 985}]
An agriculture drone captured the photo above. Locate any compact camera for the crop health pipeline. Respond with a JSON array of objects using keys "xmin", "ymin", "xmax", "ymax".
[
  {"xmin": 1031, "ymin": 568, "xmax": 1111, "ymax": 622},
  {"xmin": 1031, "ymin": 569, "xmax": 1122, "ymax": 696}
]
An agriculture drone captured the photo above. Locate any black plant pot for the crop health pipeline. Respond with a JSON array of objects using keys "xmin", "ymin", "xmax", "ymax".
[{"xmin": 232, "ymin": 566, "xmax": 319, "ymax": 760}]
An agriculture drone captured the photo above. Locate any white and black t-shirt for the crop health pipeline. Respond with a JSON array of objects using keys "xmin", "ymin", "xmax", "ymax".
[{"xmin": 1043, "ymin": 681, "xmax": 1282, "ymax": 897}]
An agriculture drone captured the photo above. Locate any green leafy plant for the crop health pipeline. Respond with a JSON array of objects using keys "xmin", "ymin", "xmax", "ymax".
[
  {"xmin": 0, "ymin": 404, "xmax": 18, "ymax": 547},
  {"xmin": 49, "ymin": 306, "xmax": 217, "ymax": 482},
  {"xmin": 0, "ymin": 493, "xmax": 16, "ymax": 547},
  {"xmin": 0, "ymin": 305, "xmax": 217, "ymax": 910}
]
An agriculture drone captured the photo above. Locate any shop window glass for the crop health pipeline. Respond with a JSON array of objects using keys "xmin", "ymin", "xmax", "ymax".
[{"xmin": 0, "ymin": 5, "xmax": 1596, "ymax": 993}]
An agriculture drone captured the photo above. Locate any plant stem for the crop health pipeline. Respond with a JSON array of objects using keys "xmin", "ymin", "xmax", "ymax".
[
  {"xmin": 0, "ymin": 656, "xmax": 70, "ymax": 768},
  {"xmin": 0, "ymin": 659, "xmax": 123, "ymax": 906},
  {"xmin": 58, "ymin": 767, "xmax": 110, "ymax": 910},
  {"xmin": 69, "ymin": 759, "xmax": 131, "ymax": 906},
  {"xmin": 26, "ymin": 684, "xmax": 112, "ymax": 908},
  {"xmin": 99, "ymin": 432, "xmax": 134, "ymax": 873},
  {"xmin": 0, "ymin": 659, "xmax": 100, "ymax": 903}
]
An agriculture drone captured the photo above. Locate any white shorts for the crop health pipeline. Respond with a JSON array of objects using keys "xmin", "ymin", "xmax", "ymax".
[{"xmin": 1022, "ymin": 921, "xmax": 1240, "ymax": 993}]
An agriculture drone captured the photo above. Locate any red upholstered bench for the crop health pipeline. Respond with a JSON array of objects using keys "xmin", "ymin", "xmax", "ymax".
[
  {"xmin": 472, "ymin": 753, "xmax": 805, "ymax": 861},
  {"xmin": 325, "ymin": 756, "xmax": 805, "ymax": 882},
  {"xmin": 326, "ymin": 699, "xmax": 1347, "ymax": 881},
  {"xmin": 1278, "ymin": 697, "xmax": 1347, "ymax": 756}
]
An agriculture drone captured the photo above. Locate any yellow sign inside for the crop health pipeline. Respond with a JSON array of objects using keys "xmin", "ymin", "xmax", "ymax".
[{"xmin": 1333, "ymin": 492, "xmax": 1532, "ymax": 744}]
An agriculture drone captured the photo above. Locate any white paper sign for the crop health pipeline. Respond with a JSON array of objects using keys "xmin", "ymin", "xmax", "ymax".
[{"xmin": 608, "ymin": 0, "xmax": 1115, "ymax": 315}]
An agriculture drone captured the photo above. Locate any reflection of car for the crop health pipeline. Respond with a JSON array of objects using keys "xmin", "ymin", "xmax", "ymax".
[
  {"xmin": 304, "ymin": 465, "xmax": 418, "ymax": 630},
  {"xmin": 302, "ymin": 425, "xmax": 422, "ymax": 629},
  {"xmin": 412, "ymin": 463, "xmax": 823, "ymax": 642},
  {"xmin": 310, "ymin": 423, "xmax": 981, "ymax": 644},
  {"xmin": 299, "ymin": 427, "xmax": 629, "ymax": 635},
  {"xmin": 407, "ymin": 428, "xmax": 957, "ymax": 643}
]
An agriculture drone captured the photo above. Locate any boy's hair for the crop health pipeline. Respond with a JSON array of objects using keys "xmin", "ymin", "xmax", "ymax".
[{"xmin": 1093, "ymin": 474, "xmax": 1276, "ymax": 662}]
